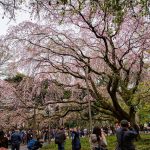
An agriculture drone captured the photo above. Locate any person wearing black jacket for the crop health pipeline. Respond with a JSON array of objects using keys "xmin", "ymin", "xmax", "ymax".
[
  {"xmin": 71, "ymin": 128, "xmax": 81, "ymax": 150},
  {"xmin": 116, "ymin": 120, "xmax": 138, "ymax": 150},
  {"xmin": 0, "ymin": 130, "xmax": 8, "ymax": 149},
  {"xmin": 55, "ymin": 127, "xmax": 66, "ymax": 150}
]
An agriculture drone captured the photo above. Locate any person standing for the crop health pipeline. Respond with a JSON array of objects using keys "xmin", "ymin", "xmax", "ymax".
[
  {"xmin": 0, "ymin": 130, "xmax": 8, "ymax": 150},
  {"xmin": 10, "ymin": 129, "xmax": 22, "ymax": 150},
  {"xmin": 90, "ymin": 126, "xmax": 107, "ymax": 150},
  {"xmin": 71, "ymin": 128, "xmax": 81, "ymax": 150},
  {"xmin": 55, "ymin": 127, "xmax": 66, "ymax": 150},
  {"xmin": 116, "ymin": 120, "xmax": 138, "ymax": 150},
  {"xmin": 27, "ymin": 130, "xmax": 33, "ymax": 144}
]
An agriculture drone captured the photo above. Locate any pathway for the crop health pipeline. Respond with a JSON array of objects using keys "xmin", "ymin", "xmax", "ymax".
[{"xmin": 8, "ymin": 145, "xmax": 28, "ymax": 150}]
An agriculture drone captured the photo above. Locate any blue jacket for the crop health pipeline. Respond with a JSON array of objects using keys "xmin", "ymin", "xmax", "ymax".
[
  {"xmin": 116, "ymin": 127, "xmax": 138, "ymax": 150},
  {"xmin": 11, "ymin": 132, "xmax": 22, "ymax": 145}
]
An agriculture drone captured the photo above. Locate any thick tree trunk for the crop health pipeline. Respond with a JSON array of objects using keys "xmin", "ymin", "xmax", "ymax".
[
  {"xmin": 114, "ymin": 105, "xmax": 141, "ymax": 139},
  {"xmin": 124, "ymin": 106, "xmax": 140, "ymax": 140}
]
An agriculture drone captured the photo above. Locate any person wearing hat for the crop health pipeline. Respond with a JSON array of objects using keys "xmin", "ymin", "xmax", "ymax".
[
  {"xmin": 115, "ymin": 120, "xmax": 138, "ymax": 150},
  {"xmin": 0, "ymin": 130, "xmax": 8, "ymax": 150}
]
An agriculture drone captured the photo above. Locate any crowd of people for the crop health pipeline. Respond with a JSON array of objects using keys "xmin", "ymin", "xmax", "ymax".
[
  {"xmin": 0, "ymin": 128, "xmax": 42, "ymax": 150},
  {"xmin": 0, "ymin": 120, "xmax": 143, "ymax": 150},
  {"xmin": 41, "ymin": 120, "xmax": 139, "ymax": 150}
]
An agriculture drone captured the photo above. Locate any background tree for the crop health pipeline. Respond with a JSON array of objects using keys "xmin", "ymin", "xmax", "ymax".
[
  {"xmin": 4, "ymin": 0, "xmax": 150, "ymax": 130},
  {"xmin": 1, "ymin": 0, "xmax": 150, "ymax": 19},
  {"xmin": 0, "ymin": 0, "xmax": 149, "ymax": 131},
  {"xmin": 0, "ymin": 78, "xmax": 24, "ymax": 129},
  {"xmin": 0, "ymin": 39, "xmax": 12, "ymax": 78}
]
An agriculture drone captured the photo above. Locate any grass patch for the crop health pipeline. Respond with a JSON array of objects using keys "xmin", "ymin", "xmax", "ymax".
[{"xmin": 42, "ymin": 134, "xmax": 150, "ymax": 150}]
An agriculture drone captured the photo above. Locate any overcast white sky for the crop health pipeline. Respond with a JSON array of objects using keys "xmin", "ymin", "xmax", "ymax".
[
  {"xmin": 0, "ymin": 0, "xmax": 33, "ymax": 35},
  {"xmin": 0, "ymin": 10, "xmax": 31, "ymax": 35}
]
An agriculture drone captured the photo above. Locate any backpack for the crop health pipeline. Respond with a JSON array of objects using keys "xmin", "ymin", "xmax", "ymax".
[
  {"xmin": 27, "ymin": 139, "xmax": 37, "ymax": 150},
  {"xmin": 55, "ymin": 132, "xmax": 65, "ymax": 144},
  {"xmin": 11, "ymin": 133, "xmax": 21, "ymax": 145},
  {"xmin": 90, "ymin": 134, "xmax": 97, "ymax": 143},
  {"xmin": 0, "ymin": 137, "xmax": 8, "ymax": 148}
]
